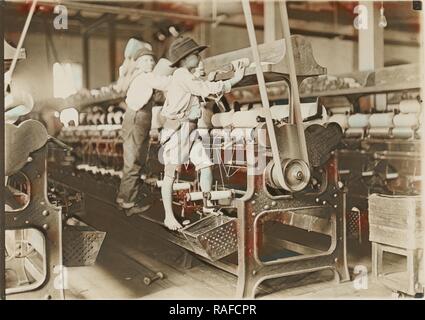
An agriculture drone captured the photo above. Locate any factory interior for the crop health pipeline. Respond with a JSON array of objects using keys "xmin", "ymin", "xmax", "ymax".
[{"xmin": 2, "ymin": 0, "xmax": 424, "ymax": 300}]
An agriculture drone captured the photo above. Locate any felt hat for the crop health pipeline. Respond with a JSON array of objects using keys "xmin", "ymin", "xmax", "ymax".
[{"xmin": 168, "ymin": 36, "xmax": 208, "ymax": 67}]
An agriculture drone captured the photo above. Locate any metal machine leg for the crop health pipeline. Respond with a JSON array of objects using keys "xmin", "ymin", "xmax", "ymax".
[
  {"xmin": 236, "ymin": 158, "xmax": 350, "ymax": 299},
  {"xmin": 5, "ymin": 146, "xmax": 64, "ymax": 299}
]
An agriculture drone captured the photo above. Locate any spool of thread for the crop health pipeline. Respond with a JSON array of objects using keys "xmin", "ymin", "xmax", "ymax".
[
  {"xmin": 211, "ymin": 110, "xmax": 234, "ymax": 128},
  {"xmin": 393, "ymin": 113, "xmax": 419, "ymax": 128},
  {"xmin": 399, "ymin": 99, "xmax": 420, "ymax": 113},
  {"xmin": 270, "ymin": 105, "xmax": 288, "ymax": 120},
  {"xmin": 232, "ymin": 109, "xmax": 265, "ymax": 128},
  {"xmin": 271, "ymin": 102, "xmax": 321, "ymax": 120},
  {"xmin": 186, "ymin": 190, "xmax": 233, "ymax": 201},
  {"xmin": 392, "ymin": 127, "xmax": 414, "ymax": 139},
  {"xmin": 375, "ymin": 95, "xmax": 387, "ymax": 112},
  {"xmin": 368, "ymin": 127, "xmax": 392, "ymax": 138},
  {"xmin": 330, "ymin": 106, "xmax": 351, "ymax": 114},
  {"xmin": 387, "ymin": 104, "xmax": 399, "ymax": 112},
  {"xmin": 319, "ymin": 106, "xmax": 329, "ymax": 123},
  {"xmin": 156, "ymin": 181, "xmax": 191, "ymax": 191},
  {"xmin": 369, "ymin": 113, "xmax": 394, "ymax": 128},
  {"xmin": 348, "ymin": 114, "xmax": 370, "ymax": 128},
  {"xmin": 301, "ymin": 102, "xmax": 322, "ymax": 119},
  {"xmin": 173, "ymin": 182, "xmax": 190, "ymax": 191},
  {"xmin": 172, "ymin": 183, "xmax": 192, "ymax": 191},
  {"xmin": 209, "ymin": 190, "xmax": 233, "ymax": 200},
  {"xmin": 107, "ymin": 112, "xmax": 114, "ymax": 124},
  {"xmin": 112, "ymin": 111, "xmax": 122, "ymax": 125},
  {"xmin": 329, "ymin": 114, "xmax": 348, "ymax": 130},
  {"xmin": 186, "ymin": 192, "xmax": 203, "ymax": 201},
  {"xmin": 345, "ymin": 128, "xmax": 365, "ymax": 138}
]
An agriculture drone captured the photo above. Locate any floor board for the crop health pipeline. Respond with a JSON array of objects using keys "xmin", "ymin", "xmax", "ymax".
[{"xmin": 63, "ymin": 231, "xmax": 396, "ymax": 300}]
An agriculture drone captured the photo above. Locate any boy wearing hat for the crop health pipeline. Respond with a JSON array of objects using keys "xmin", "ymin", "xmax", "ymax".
[
  {"xmin": 160, "ymin": 36, "xmax": 245, "ymax": 230},
  {"xmin": 117, "ymin": 44, "xmax": 172, "ymax": 216}
]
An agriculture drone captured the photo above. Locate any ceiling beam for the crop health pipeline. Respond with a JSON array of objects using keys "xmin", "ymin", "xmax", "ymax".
[
  {"xmin": 37, "ymin": 0, "xmax": 215, "ymax": 24},
  {"xmin": 82, "ymin": 13, "xmax": 114, "ymax": 35},
  {"xmin": 4, "ymin": 3, "xmax": 420, "ymax": 47},
  {"xmin": 221, "ymin": 14, "xmax": 420, "ymax": 47}
]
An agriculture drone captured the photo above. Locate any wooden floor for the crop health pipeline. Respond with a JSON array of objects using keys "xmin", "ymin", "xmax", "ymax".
[{"xmin": 63, "ymin": 229, "xmax": 397, "ymax": 300}]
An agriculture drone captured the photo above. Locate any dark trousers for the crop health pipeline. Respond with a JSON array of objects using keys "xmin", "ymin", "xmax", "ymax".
[{"xmin": 117, "ymin": 107, "xmax": 152, "ymax": 207}]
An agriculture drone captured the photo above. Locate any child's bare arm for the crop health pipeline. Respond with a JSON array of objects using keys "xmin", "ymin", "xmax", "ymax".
[
  {"xmin": 180, "ymin": 61, "xmax": 246, "ymax": 97},
  {"xmin": 180, "ymin": 71, "xmax": 231, "ymax": 97}
]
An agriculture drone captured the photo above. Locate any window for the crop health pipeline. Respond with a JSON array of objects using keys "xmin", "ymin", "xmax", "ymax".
[
  {"xmin": 59, "ymin": 107, "xmax": 79, "ymax": 127},
  {"xmin": 52, "ymin": 62, "xmax": 83, "ymax": 99}
]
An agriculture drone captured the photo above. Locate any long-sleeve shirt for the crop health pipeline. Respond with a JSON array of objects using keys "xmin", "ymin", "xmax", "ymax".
[
  {"xmin": 161, "ymin": 67, "xmax": 232, "ymax": 120},
  {"xmin": 125, "ymin": 71, "xmax": 172, "ymax": 111}
]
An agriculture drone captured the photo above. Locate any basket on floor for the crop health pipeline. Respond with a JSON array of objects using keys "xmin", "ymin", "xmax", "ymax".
[{"xmin": 62, "ymin": 217, "xmax": 106, "ymax": 267}]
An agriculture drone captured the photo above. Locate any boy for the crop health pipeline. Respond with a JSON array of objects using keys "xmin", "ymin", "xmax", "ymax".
[
  {"xmin": 160, "ymin": 36, "xmax": 245, "ymax": 230},
  {"xmin": 117, "ymin": 44, "xmax": 171, "ymax": 217}
]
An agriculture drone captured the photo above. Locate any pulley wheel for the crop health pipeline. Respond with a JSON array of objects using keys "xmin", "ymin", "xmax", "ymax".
[
  {"xmin": 282, "ymin": 159, "xmax": 311, "ymax": 192},
  {"xmin": 266, "ymin": 159, "xmax": 311, "ymax": 192}
]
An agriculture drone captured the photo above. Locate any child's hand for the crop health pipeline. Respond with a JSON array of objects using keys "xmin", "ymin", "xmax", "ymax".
[
  {"xmin": 230, "ymin": 61, "xmax": 246, "ymax": 86},
  {"xmin": 207, "ymin": 71, "xmax": 217, "ymax": 81},
  {"xmin": 234, "ymin": 61, "xmax": 246, "ymax": 82}
]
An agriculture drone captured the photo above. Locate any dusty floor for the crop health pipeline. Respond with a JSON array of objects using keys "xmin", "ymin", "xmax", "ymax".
[{"xmin": 62, "ymin": 231, "xmax": 400, "ymax": 300}]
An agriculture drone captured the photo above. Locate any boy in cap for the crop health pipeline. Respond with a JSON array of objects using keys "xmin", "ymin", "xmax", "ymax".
[
  {"xmin": 160, "ymin": 36, "xmax": 245, "ymax": 230},
  {"xmin": 117, "ymin": 41, "xmax": 172, "ymax": 216}
]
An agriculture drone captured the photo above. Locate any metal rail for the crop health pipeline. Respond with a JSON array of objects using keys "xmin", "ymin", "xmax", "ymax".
[{"xmin": 4, "ymin": 0, "xmax": 37, "ymax": 90}]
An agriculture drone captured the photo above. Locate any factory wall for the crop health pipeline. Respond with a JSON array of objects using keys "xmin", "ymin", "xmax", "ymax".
[
  {"xmin": 384, "ymin": 43, "xmax": 420, "ymax": 65},
  {"xmin": 9, "ymin": 32, "xmax": 83, "ymax": 104},
  {"xmin": 7, "ymin": 31, "xmax": 128, "ymax": 110},
  {"xmin": 207, "ymin": 25, "xmax": 264, "ymax": 55}
]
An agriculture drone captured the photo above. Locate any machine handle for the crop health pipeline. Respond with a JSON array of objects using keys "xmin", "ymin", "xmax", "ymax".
[{"xmin": 48, "ymin": 136, "xmax": 73, "ymax": 151}]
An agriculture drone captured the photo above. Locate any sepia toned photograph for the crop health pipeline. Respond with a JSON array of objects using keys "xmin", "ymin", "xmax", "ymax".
[{"xmin": 1, "ymin": 0, "xmax": 424, "ymax": 304}]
